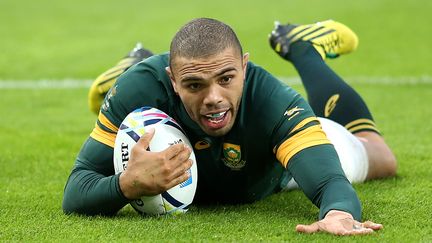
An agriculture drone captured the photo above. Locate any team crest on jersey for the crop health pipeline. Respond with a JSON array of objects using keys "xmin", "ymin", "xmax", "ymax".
[{"xmin": 222, "ymin": 143, "xmax": 246, "ymax": 170}]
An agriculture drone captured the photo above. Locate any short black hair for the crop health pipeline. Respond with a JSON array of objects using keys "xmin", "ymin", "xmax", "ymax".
[{"xmin": 169, "ymin": 18, "xmax": 243, "ymax": 68}]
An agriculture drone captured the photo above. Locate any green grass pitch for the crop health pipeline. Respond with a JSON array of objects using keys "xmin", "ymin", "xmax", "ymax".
[{"xmin": 1, "ymin": 0, "xmax": 431, "ymax": 241}]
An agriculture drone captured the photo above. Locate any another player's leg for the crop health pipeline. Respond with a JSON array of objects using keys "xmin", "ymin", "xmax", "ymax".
[
  {"xmin": 269, "ymin": 20, "xmax": 396, "ymax": 180},
  {"xmin": 88, "ymin": 43, "xmax": 154, "ymax": 114}
]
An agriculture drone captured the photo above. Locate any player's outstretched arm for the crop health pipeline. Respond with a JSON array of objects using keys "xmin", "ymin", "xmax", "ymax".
[
  {"xmin": 296, "ymin": 210, "xmax": 383, "ymax": 235},
  {"xmin": 286, "ymin": 144, "xmax": 383, "ymax": 236}
]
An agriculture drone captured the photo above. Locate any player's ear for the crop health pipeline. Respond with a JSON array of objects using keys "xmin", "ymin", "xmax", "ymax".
[
  {"xmin": 242, "ymin": 53, "xmax": 249, "ymax": 79},
  {"xmin": 165, "ymin": 66, "xmax": 178, "ymax": 93}
]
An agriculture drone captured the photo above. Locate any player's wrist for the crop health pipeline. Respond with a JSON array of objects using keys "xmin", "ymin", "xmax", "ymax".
[
  {"xmin": 325, "ymin": 210, "xmax": 354, "ymax": 220},
  {"xmin": 119, "ymin": 171, "xmax": 139, "ymax": 200}
]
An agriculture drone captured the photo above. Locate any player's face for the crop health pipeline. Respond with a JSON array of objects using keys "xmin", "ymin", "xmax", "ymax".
[{"xmin": 167, "ymin": 48, "xmax": 249, "ymax": 137}]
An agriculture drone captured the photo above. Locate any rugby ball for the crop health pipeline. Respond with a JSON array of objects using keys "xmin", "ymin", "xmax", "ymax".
[{"xmin": 113, "ymin": 107, "xmax": 198, "ymax": 215}]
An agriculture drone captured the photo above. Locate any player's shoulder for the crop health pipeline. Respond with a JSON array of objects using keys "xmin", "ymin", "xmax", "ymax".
[
  {"xmin": 102, "ymin": 53, "xmax": 174, "ymax": 127},
  {"xmin": 245, "ymin": 61, "xmax": 269, "ymax": 79},
  {"xmin": 115, "ymin": 53, "xmax": 172, "ymax": 93},
  {"xmin": 122, "ymin": 53, "xmax": 170, "ymax": 80},
  {"xmin": 137, "ymin": 53, "xmax": 170, "ymax": 72},
  {"xmin": 244, "ymin": 61, "xmax": 299, "ymax": 103},
  {"xmin": 240, "ymin": 60, "xmax": 314, "ymax": 129},
  {"xmin": 245, "ymin": 61, "xmax": 287, "ymax": 92}
]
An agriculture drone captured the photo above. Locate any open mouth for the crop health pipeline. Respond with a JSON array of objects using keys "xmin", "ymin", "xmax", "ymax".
[
  {"xmin": 201, "ymin": 109, "xmax": 230, "ymax": 131},
  {"xmin": 205, "ymin": 111, "xmax": 227, "ymax": 124}
]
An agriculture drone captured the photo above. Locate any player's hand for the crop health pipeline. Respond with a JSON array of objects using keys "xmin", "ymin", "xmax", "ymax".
[
  {"xmin": 119, "ymin": 127, "xmax": 193, "ymax": 199},
  {"xmin": 296, "ymin": 210, "xmax": 383, "ymax": 235}
]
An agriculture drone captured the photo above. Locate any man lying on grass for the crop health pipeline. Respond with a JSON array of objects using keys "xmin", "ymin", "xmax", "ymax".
[{"xmin": 63, "ymin": 17, "xmax": 397, "ymax": 235}]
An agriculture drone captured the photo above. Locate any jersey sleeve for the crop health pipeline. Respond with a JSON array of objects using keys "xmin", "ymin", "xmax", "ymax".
[
  {"xmin": 63, "ymin": 55, "xmax": 171, "ymax": 215},
  {"xmin": 244, "ymin": 64, "xmax": 331, "ymax": 166},
  {"xmin": 62, "ymin": 137, "xmax": 130, "ymax": 215},
  {"xmin": 90, "ymin": 55, "xmax": 170, "ymax": 148},
  {"xmin": 288, "ymin": 145, "xmax": 362, "ymax": 220},
  {"xmin": 246, "ymin": 64, "xmax": 361, "ymax": 220}
]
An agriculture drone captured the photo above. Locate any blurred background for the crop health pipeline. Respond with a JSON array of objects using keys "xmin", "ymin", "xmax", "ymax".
[
  {"xmin": 1, "ymin": 0, "xmax": 430, "ymax": 81},
  {"xmin": 1, "ymin": 1, "xmax": 431, "ymax": 241}
]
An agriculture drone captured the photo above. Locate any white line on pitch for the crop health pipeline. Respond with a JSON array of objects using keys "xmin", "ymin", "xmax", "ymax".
[{"xmin": 0, "ymin": 76, "xmax": 431, "ymax": 89}]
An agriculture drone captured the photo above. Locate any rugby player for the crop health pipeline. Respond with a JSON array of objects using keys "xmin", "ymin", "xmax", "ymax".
[{"xmin": 63, "ymin": 18, "xmax": 397, "ymax": 235}]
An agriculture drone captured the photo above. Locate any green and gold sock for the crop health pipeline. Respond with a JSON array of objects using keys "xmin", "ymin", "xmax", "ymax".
[{"xmin": 288, "ymin": 42, "xmax": 380, "ymax": 134}]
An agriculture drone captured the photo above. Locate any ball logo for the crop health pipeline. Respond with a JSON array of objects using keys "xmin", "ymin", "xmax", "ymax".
[
  {"xmin": 135, "ymin": 199, "xmax": 144, "ymax": 206},
  {"xmin": 120, "ymin": 143, "xmax": 129, "ymax": 170},
  {"xmin": 179, "ymin": 169, "xmax": 192, "ymax": 188},
  {"xmin": 168, "ymin": 139, "xmax": 183, "ymax": 146},
  {"xmin": 113, "ymin": 106, "xmax": 197, "ymax": 215}
]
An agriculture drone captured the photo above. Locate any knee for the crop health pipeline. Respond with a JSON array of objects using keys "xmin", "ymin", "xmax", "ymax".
[
  {"xmin": 379, "ymin": 151, "xmax": 398, "ymax": 177},
  {"xmin": 366, "ymin": 149, "xmax": 398, "ymax": 180},
  {"xmin": 356, "ymin": 132, "xmax": 398, "ymax": 180}
]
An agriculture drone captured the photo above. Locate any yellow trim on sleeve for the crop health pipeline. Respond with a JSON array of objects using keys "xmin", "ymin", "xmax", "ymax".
[
  {"xmin": 98, "ymin": 112, "xmax": 119, "ymax": 133},
  {"xmin": 276, "ymin": 124, "xmax": 331, "ymax": 168},
  {"xmin": 90, "ymin": 125, "xmax": 116, "ymax": 148},
  {"xmin": 290, "ymin": 117, "xmax": 319, "ymax": 134}
]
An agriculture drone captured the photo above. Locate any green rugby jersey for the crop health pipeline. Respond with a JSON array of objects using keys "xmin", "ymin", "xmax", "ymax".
[{"xmin": 63, "ymin": 54, "xmax": 361, "ymax": 220}]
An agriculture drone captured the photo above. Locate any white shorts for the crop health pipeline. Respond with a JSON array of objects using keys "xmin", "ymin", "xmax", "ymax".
[{"xmin": 283, "ymin": 117, "xmax": 369, "ymax": 190}]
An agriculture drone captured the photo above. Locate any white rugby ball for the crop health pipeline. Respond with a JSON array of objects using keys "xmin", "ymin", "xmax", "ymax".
[{"xmin": 113, "ymin": 107, "xmax": 198, "ymax": 215}]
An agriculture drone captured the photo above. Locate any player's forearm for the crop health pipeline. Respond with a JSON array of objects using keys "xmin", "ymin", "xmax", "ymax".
[
  {"xmin": 315, "ymin": 177, "xmax": 361, "ymax": 220},
  {"xmin": 62, "ymin": 167, "xmax": 129, "ymax": 216},
  {"xmin": 288, "ymin": 144, "xmax": 362, "ymax": 220}
]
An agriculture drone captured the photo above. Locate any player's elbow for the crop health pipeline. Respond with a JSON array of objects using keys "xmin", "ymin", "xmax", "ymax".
[
  {"xmin": 62, "ymin": 200, "xmax": 106, "ymax": 217},
  {"xmin": 62, "ymin": 195, "xmax": 77, "ymax": 215},
  {"xmin": 61, "ymin": 171, "xmax": 123, "ymax": 216},
  {"xmin": 62, "ymin": 186, "xmax": 113, "ymax": 216},
  {"xmin": 61, "ymin": 174, "xmax": 95, "ymax": 216},
  {"xmin": 62, "ymin": 180, "xmax": 83, "ymax": 215}
]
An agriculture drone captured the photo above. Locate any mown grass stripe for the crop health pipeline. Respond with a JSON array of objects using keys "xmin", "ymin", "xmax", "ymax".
[
  {"xmin": 0, "ymin": 76, "xmax": 431, "ymax": 89},
  {"xmin": 0, "ymin": 79, "xmax": 93, "ymax": 89}
]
